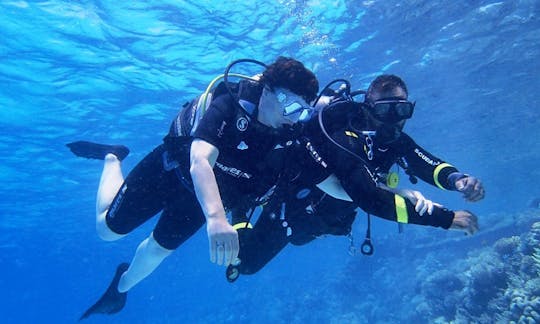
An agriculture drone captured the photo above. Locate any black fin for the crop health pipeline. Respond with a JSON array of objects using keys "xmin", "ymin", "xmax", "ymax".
[
  {"xmin": 67, "ymin": 141, "xmax": 130, "ymax": 161},
  {"xmin": 79, "ymin": 263, "xmax": 130, "ymax": 321}
]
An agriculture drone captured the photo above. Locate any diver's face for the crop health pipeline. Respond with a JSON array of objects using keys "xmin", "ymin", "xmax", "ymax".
[
  {"xmin": 366, "ymin": 87, "xmax": 409, "ymax": 143},
  {"xmin": 258, "ymin": 87, "xmax": 313, "ymax": 128},
  {"xmin": 274, "ymin": 87, "xmax": 313, "ymax": 123}
]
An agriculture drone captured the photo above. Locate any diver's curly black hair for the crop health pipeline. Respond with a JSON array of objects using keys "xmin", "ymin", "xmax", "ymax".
[
  {"xmin": 259, "ymin": 56, "xmax": 319, "ymax": 103},
  {"xmin": 365, "ymin": 74, "xmax": 409, "ymax": 102}
]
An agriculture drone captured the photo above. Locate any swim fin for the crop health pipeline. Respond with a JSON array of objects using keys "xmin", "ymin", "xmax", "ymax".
[
  {"xmin": 66, "ymin": 141, "xmax": 130, "ymax": 161},
  {"xmin": 79, "ymin": 262, "xmax": 130, "ymax": 321}
]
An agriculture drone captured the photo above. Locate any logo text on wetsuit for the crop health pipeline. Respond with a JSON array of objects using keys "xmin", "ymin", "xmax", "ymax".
[
  {"xmin": 236, "ymin": 117, "xmax": 248, "ymax": 131},
  {"xmin": 217, "ymin": 121, "xmax": 226, "ymax": 138},
  {"xmin": 215, "ymin": 162, "xmax": 252, "ymax": 179},
  {"xmin": 108, "ymin": 183, "xmax": 127, "ymax": 218},
  {"xmin": 414, "ymin": 148, "xmax": 440, "ymax": 166}
]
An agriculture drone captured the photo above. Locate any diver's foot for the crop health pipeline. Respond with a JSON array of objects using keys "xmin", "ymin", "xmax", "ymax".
[
  {"xmin": 226, "ymin": 265, "xmax": 240, "ymax": 283},
  {"xmin": 79, "ymin": 263, "xmax": 130, "ymax": 321},
  {"xmin": 67, "ymin": 141, "xmax": 130, "ymax": 161}
]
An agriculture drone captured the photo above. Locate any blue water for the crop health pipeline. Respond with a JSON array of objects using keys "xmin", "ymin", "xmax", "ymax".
[{"xmin": 1, "ymin": 1, "xmax": 539, "ymax": 323}]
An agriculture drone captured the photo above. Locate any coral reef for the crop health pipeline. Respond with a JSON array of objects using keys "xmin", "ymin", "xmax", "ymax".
[
  {"xmin": 328, "ymin": 209, "xmax": 540, "ymax": 323},
  {"xmin": 494, "ymin": 236, "xmax": 520, "ymax": 257},
  {"xmin": 209, "ymin": 209, "xmax": 540, "ymax": 323},
  {"xmin": 414, "ymin": 219, "xmax": 540, "ymax": 323}
]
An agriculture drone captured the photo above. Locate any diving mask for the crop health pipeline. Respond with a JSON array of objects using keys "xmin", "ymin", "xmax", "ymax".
[
  {"xmin": 366, "ymin": 97, "xmax": 415, "ymax": 124},
  {"xmin": 275, "ymin": 87, "xmax": 314, "ymax": 122}
]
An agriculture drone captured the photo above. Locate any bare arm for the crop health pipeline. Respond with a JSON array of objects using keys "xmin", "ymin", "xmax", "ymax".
[
  {"xmin": 190, "ymin": 138, "xmax": 239, "ymax": 266},
  {"xmin": 316, "ymin": 173, "xmax": 438, "ymax": 216},
  {"xmin": 454, "ymin": 176, "xmax": 485, "ymax": 202},
  {"xmin": 316, "ymin": 174, "xmax": 353, "ymax": 201},
  {"xmin": 449, "ymin": 210, "xmax": 479, "ymax": 235}
]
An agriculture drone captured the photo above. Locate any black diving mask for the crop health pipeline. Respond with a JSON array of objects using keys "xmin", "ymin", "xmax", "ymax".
[{"xmin": 366, "ymin": 97, "xmax": 415, "ymax": 124}]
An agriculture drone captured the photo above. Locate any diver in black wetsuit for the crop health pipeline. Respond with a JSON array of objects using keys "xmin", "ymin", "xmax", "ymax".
[
  {"xmin": 226, "ymin": 74, "xmax": 484, "ymax": 281},
  {"xmin": 67, "ymin": 57, "xmax": 319, "ymax": 319}
]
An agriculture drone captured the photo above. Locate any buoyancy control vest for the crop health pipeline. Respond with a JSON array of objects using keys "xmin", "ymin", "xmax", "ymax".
[{"xmin": 163, "ymin": 76, "xmax": 263, "ymax": 161}]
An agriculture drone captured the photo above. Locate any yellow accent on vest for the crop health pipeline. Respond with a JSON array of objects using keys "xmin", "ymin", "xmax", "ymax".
[
  {"xmin": 386, "ymin": 172, "xmax": 399, "ymax": 188},
  {"xmin": 345, "ymin": 131, "xmax": 358, "ymax": 138},
  {"xmin": 394, "ymin": 195, "xmax": 409, "ymax": 223},
  {"xmin": 200, "ymin": 73, "xmax": 259, "ymax": 115},
  {"xmin": 433, "ymin": 163, "xmax": 454, "ymax": 190},
  {"xmin": 232, "ymin": 222, "xmax": 253, "ymax": 230}
]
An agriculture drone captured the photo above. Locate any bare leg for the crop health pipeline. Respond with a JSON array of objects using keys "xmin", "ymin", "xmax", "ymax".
[
  {"xmin": 118, "ymin": 232, "xmax": 173, "ymax": 293},
  {"xmin": 96, "ymin": 153, "xmax": 126, "ymax": 241}
]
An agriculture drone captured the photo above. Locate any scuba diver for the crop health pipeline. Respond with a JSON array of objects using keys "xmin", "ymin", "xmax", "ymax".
[
  {"xmin": 225, "ymin": 74, "xmax": 484, "ymax": 281},
  {"xmin": 66, "ymin": 57, "xmax": 319, "ymax": 319}
]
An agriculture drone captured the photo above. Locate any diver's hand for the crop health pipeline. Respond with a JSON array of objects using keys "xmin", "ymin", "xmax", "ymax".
[
  {"xmin": 397, "ymin": 189, "xmax": 442, "ymax": 216},
  {"xmin": 449, "ymin": 210, "xmax": 479, "ymax": 235},
  {"xmin": 455, "ymin": 176, "xmax": 485, "ymax": 202},
  {"xmin": 207, "ymin": 216, "xmax": 239, "ymax": 266}
]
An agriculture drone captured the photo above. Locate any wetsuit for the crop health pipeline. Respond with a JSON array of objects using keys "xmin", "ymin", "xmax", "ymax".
[
  {"xmin": 312, "ymin": 100, "xmax": 459, "ymax": 226},
  {"xmin": 105, "ymin": 81, "xmax": 289, "ymax": 250},
  {"xmin": 231, "ymin": 180, "xmax": 358, "ymax": 275},
  {"xmin": 231, "ymin": 99, "xmax": 461, "ymax": 276}
]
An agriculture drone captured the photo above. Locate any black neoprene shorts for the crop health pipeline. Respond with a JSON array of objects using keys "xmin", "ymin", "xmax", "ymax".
[{"xmin": 105, "ymin": 144, "xmax": 205, "ymax": 250}]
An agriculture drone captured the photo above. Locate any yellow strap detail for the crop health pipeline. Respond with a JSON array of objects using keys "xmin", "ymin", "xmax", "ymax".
[
  {"xmin": 345, "ymin": 131, "xmax": 358, "ymax": 138},
  {"xmin": 232, "ymin": 222, "xmax": 253, "ymax": 230},
  {"xmin": 394, "ymin": 195, "xmax": 409, "ymax": 223},
  {"xmin": 433, "ymin": 163, "xmax": 454, "ymax": 190}
]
